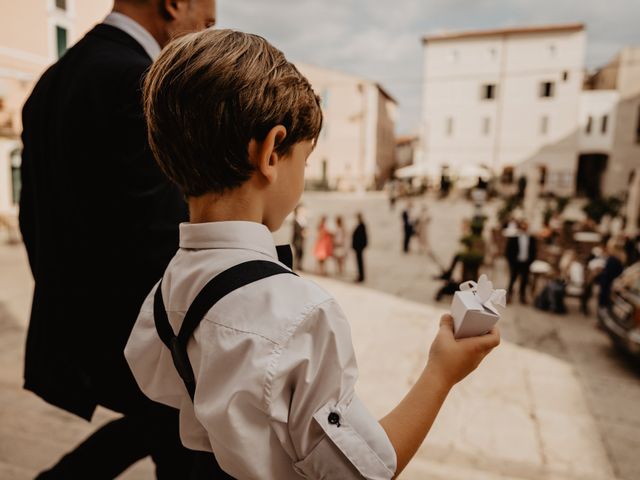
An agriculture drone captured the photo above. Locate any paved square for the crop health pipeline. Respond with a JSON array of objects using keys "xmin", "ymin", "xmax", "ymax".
[{"xmin": 1, "ymin": 192, "xmax": 638, "ymax": 479}]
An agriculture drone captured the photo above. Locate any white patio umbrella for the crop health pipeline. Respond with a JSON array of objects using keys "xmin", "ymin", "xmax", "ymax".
[{"xmin": 625, "ymin": 168, "xmax": 640, "ymax": 237}]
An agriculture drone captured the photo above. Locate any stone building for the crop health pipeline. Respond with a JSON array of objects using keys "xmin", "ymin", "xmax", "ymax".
[
  {"xmin": 296, "ymin": 63, "xmax": 397, "ymax": 191},
  {"xmin": 0, "ymin": 0, "xmax": 111, "ymax": 235},
  {"xmin": 418, "ymin": 24, "xmax": 586, "ymax": 195},
  {"xmin": 583, "ymin": 47, "xmax": 640, "ymax": 196}
]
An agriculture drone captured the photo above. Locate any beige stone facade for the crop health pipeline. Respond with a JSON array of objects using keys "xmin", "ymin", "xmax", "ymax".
[
  {"xmin": 419, "ymin": 24, "xmax": 587, "ymax": 195},
  {"xmin": 0, "ymin": 0, "xmax": 111, "ymax": 231},
  {"xmin": 591, "ymin": 47, "xmax": 640, "ymax": 195},
  {"xmin": 296, "ymin": 63, "xmax": 397, "ymax": 191}
]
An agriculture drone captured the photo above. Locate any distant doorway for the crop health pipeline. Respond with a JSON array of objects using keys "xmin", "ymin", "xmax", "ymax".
[{"xmin": 576, "ymin": 153, "xmax": 608, "ymax": 199}]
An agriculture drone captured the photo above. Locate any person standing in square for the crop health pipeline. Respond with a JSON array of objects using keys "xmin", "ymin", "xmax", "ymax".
[
  {"xmin": 291, "ymin": 204, "xmax": 307, "ymax": 271},
  {"xmin": 506, "ymin": 220, "xmax": 537, "ymax": 304},
  {"xmin": 401, "ymin": 200, "xmax": 415, "ymax": 253},
  {"xmin": 352, "ymin": 212, "xmax": 368, "ymax": 282}
]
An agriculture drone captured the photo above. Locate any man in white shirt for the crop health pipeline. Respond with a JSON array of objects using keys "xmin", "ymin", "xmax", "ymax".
[
  {"xmin": 21, "ymin": 1, "xmax": 216, "ymax": 478},
  {"xmin": 125, "ymin": 29, "xmax": 500, "ymax": 479}
]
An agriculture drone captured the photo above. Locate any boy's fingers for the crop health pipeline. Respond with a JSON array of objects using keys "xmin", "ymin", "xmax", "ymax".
[
  {"xmin": 439, "ymin": 314, "xmax": 454, "ymax": 331},
  {"xmin": 476, "ymin": 327, "xmax": 501, "ymax": 350},
  {"xmin": 456, "ymin": 327, "xmax": 501, "ymax": 351}
]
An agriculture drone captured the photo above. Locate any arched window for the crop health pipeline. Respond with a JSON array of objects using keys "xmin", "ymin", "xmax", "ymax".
[{"xmin": 10, "ymin": 148, "xmax": 21, "ymax": 205}]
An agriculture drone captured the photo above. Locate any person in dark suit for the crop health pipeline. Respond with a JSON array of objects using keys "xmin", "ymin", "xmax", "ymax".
[
  {"xmin": 19, "ymin": 1, "xmax": 217, "ymax": 478},
  {"xmin": 598, "ymin": 240, "xmax": 626, "ymax": 309},
  {"xmin": 291, "ymin": 204, "xmax": 307, "ymax": 271},
  {"xmin": 352, "ymin": 212, "xmax": 368, "ymax": 282},
  {"xmin": 401, "ymin": 200, "xmax": 414, "ymax": 253},
  {"xmin": 506, "ymin": 220, "xmax": 537, "ymax": 304}
]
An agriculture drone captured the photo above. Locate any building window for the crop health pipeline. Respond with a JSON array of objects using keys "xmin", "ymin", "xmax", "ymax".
[
  {"xmin": 585, "ymin": 116, "xmax": 593, "ymax": 134},
  {"xmin": 539, "ymin": 81, "xmax": 555, "ymax": 98},
  {"xmin": 549, "ymin": 44, "xmax": 557, "ymax": 57},
  {"xmin": 446, "ymin": 117, "xmax": 454, "ymax": 136},
  {"xmin": 55, "ymin": 0, "xmax": 67, "ymax": 10},
  {"xmin": 481, "ymin": 84, "xmax": 496, "ymax": 100},
  {"xmin": 448, "ymin": 50, "xmax": 459, "ymax": 63},
  {"xmin": 0, "ymin": 98, "xmax": 12, "ymax": 132},
  {"xmin": 482, "ymin": 117, "xmax": 491, "ymax": 135},
  {"xmin": 635, "ymin": 105, "xmax": 640, "ymax": 143},
  {"xmin": 10, "ymin": 149, "xmax": 22, "ymax": 205},
  {"xmin": 539, "ymin": 166, "xmax": 547, "ymax": 186},
  {"xmin": 601, "ymin": 115, "xmax": 608, "ymax": 134},
  {"xmin": 501, "ymin": 166, "xmax": 514, "ymax": 185},
  {"xmin": 489, "ymin": 48, "xmax": 497, "ymax": 60},
  {"xmin": 562, "ymin": 71, "xmax": 569, "ymax": 82},
  {"xmin": 56, "ymin": 25, "xmax": 68, "ymax": 58},
  {"xmin": 540, "ymin": 116, "xmax": 549, "ymax": 135}
]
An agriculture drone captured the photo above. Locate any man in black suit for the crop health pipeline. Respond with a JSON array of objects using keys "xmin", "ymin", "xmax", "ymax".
[
  {"xmin": 352, "ymin": 212, "xmax": 368, "ymax": 282},
  {"xmin": 401, "ymin": 200, "xmax": 414, "ymax": 253},
  {"xmin": 19, "ymin": 1, "xmax": 217, "ymax": 478},
  {"xmin": 506, "ymin": 220, "xmax": 537, "ymax": 304}
]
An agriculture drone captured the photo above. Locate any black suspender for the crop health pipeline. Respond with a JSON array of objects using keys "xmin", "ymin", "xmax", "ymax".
[{"xmin": 153, "ymin": 259, "xmax": 297, "ymax": 401}]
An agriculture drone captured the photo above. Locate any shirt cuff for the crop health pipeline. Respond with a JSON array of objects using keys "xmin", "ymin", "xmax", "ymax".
[{"xmin": 294, "ymin": 396, "xmax": 396, "ymax": 479}]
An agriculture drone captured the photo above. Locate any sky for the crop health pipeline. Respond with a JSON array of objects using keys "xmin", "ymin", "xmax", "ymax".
[{"xmin": 217, "ymin": 0, "xmax": 640, "ymax": 135}]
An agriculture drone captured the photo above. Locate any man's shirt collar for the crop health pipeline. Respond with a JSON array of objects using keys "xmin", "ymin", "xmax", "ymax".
[{"xmin": 103, "ymin": 12, "xmax": 161, "ymax": 61}]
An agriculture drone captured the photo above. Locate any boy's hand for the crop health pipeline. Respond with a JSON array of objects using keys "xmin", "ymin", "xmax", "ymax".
[{"xmin": 426, "ymin": 314, "xmax": 500, "ymax": 389}]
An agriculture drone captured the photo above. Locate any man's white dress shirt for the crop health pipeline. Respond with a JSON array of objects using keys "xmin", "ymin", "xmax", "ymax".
[
  {"xmin": 517, "ymin": 233, "xmax": 530, "ymax": 263},
  {"xmin": 125, "ymin": 221, "xmax": 397, "ymax": 479},
  {"xmin": 103, "ymin": 12, "xmax": 161, "ymax": 60}
]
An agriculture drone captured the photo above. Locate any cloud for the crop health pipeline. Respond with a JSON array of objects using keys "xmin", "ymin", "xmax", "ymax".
[{"xmin": 216, "ymin": 0, "xmax": 640, "ymax": 134}]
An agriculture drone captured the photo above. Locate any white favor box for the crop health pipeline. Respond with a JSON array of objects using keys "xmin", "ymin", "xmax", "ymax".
[{"xmin": 451, "ymin": 290, "xmax": 500, "ymax": 339}]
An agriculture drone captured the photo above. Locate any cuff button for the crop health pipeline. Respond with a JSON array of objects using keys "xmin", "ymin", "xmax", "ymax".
[{"xmin": 328, "ymin": 412, "xmax": 341, "ymax": 427}]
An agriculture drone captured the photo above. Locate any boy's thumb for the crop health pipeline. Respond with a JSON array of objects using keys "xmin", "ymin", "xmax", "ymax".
[{"xmin": 439, "ymin": 314, "xmax": 454, "ymax": 331}]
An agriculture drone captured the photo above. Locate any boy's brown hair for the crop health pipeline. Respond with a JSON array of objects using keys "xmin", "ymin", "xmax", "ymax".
[{"xmin": 143, "ymin": 29, "xmax": 323, "ymax": 197}]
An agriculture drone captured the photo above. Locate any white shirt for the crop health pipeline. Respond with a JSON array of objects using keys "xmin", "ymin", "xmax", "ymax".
[
  {"xmin": 103, "ymin": 12, "xmax": 161, "ymax": 60},
  {"xmin": 517, "ymin": 233, "xmax": 530, "ymax": 262},
  {"xmin": 125, "ymin": 221, "xmax": 396, "ymax": 479}
]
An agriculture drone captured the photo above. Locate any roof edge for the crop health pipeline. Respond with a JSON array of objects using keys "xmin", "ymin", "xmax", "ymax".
[{"xmin": 422, "ymin": 23, "xmax": 585, "ymax": 44}]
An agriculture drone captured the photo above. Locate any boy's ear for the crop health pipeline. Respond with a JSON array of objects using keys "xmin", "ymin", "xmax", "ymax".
[{"xmin": 250, "ymin": 125, "xmax": 287, "ymax": 184}]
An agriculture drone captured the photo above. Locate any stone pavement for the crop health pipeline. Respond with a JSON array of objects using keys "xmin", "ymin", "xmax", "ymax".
[
  {"xmin": 0, "ymin": 242, "xmax": 154, "ymax": 478},
  {"xmin": 0, "ymin": 231, "xmax": 627, "ymax": 480},
  {"xmin": 319, "ymin": 274, "xmax": 615, "ymax": 480},
  {"xmin": 281, "ymin": 191, "xmax": 640, "ymax": 480}
]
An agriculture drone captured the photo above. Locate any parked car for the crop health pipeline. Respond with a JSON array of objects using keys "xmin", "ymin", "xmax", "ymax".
[{"xmin": 598, "ymin": 262, "xmax": 640, "ymax": 360}]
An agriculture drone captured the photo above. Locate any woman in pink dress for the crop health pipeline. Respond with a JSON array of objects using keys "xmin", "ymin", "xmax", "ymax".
[{"xmin": 313, "ymin": 216, "xmax": 333, "ymax": 275}]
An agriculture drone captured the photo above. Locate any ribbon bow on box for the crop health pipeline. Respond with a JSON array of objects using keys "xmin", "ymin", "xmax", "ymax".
[{"xmin": 459, "ymin": 274, "xmax": 507, "ymax": 313}]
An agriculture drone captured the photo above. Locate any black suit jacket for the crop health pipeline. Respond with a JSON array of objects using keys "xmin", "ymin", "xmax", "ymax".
[
  {"xmin": 19, "ymin": 24, "xmax": 188, "ymax": 419},
  {"xmin": 505, "ymin": 234, "xmax": 537, "ymax": 266},
  {"xmin": 352, "ymin": 223, "xmax": 368, "ymax": 251}
]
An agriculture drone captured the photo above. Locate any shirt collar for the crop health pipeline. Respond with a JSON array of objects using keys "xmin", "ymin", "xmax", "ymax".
[
  {"xmin": 103, "ymin": 12, "xmax": 161, "ymax": 61},
  {"xmin": 179, "ymin": 221, "xmax": 279, "ymax": 261}
]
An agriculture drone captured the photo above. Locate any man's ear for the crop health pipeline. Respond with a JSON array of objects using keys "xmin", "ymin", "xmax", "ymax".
[
  {"xmin": 249, "ymin": 125, "xmax": 287, "ymax": 184},
  {"xmin": 161, "ymin": 0, "xmax": 189, "ymax": 21}
]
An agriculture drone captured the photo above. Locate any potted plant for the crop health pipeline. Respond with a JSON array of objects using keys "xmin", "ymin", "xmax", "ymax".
[{"xmin": 459, "ymin": 234, "xmax": 486, "ymax": 282}]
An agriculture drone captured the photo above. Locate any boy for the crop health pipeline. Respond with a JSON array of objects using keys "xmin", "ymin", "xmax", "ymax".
[{"xmin": 125, "ymin": 29, "xmax": 500, "ymax": 479}]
